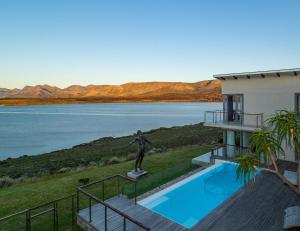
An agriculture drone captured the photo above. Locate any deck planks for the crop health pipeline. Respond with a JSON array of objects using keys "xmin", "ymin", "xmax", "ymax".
[
  {"xmin": 78, "ymin": 171, "xmax": 300, "ymax": 231},
  {"xmin": 193, "ymin": 171, "xmax": 300, "ymax": 231},
  {"xmin": 78, "ymin": 195, "xmax": 187, "ymax": 231}
]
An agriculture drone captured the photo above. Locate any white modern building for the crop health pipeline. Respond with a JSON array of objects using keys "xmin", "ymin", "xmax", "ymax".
[{"xmin": 204, "ymin": 68, "xmax": 300, "ymax": 162}]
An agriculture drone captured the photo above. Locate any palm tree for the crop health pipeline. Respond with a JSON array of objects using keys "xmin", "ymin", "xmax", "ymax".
[
  {"xmin": 236, "ymin": 153, "xmax": 259, "ymax": 185},
  {"xmin": 267, "ymin": 109, "xmax": 300, "ymax": 191},
  {"xmin": 236, "ymin": 129, "xmax": 282, "ymax": 183},
  {"xmin": 236, "ymin": 109, "xmax": 300, "ymax": 193}
]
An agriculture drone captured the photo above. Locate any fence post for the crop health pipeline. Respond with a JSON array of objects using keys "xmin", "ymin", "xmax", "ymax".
[
  {"xmin": 76, "ymin": 190, "xmax": 79, "ymax": 213},
  {"xmin": 102, "ymin": 181, "xmax": 105, "ymax": 201},
  {"xmin": 123, "ymin": 217, "xmax": 126, "ymax": 231},
  {"xmin": 89, "ymin": 198, "xmax": 92, "ymax": 223},
  {"xmin": 117, "ymin": 176, "xmax": 120, "ymax": 195},
  {"xmin": 72, "ymin": 195, "xmax": 75, "ymax": 231},
  {"xmin": 104, "ymin": 206, "xmax": 107, "ymax": 231},
  {"xmin": 134, "ymin": 181, "xmax": 137, "ymax": 205},
  {"xmin": 26, "ymin": 209, "xmax": 31, "ymax": 231}
]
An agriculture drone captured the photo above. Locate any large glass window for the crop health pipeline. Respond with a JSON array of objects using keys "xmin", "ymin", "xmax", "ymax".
[
  {"xmin": 295, "ymin": 93, "xmax": 300, "ymax": 160},
  {"xmin": 296, "ymin": 93, "xmax": 300, "ymax": 115}
]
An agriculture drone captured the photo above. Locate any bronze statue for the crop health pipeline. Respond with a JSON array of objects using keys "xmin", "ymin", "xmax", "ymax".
[{"xmin": 129, "ymin": 130, "xmax": 152, "ymax": 172}]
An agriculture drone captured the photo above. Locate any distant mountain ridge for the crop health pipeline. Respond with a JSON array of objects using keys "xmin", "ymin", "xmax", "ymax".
[{"xmin": 0, "ymin": 80, "xmax": 222, "ymax": 102}]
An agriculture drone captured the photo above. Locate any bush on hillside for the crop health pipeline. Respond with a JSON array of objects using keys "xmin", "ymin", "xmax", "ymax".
[
  {"xmin": 107, "ymin": 156, "xmax": 122, "ymax": 165},
  {"xmin": 0, "ymin": 177, "xmax": 14, "ymax": 188}
]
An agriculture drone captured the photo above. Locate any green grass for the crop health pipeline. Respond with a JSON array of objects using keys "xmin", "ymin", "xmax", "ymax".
[
  {"xmin": 0, "ymin": 145, "xmax": 212, "ymax": 231},
  {"xmin": 0, "ymin": 123, "xmax": 222, "ymax": 178}
]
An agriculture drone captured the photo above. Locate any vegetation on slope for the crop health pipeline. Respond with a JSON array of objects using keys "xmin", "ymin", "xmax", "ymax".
[
  {"xmin": 0, "ymin": 145, "xmax": 213, "ymax": 231},
  {"xmin": 0, "ymin": 123, "xmax": 222, "ymax": 179}
]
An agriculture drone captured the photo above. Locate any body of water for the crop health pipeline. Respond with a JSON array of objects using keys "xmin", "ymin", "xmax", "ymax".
[{"xmin": 0, "ymin": 102, "xmax": 221, "ymax": 160}]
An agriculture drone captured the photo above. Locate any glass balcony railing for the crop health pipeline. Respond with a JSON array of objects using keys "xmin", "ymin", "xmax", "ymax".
[
  {"xmin": 210, "ymin": 144, "xmax": 251, "ymax": 161},
  {"xmin": 204, "ymin": 110, "xmax": 263, "ymax": 128}
]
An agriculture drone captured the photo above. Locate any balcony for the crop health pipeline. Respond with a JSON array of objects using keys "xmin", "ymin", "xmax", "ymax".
[
  {"xmin": 192, "ymin": 144, "xmax": 251, "ymax": 166},
  {"xmin": 210, "ymin": 144, "xmax": 251, "ymax": 163},
  {"xmin": 204, "ymin": 110, "xmax": 263, "ymax": 131}
]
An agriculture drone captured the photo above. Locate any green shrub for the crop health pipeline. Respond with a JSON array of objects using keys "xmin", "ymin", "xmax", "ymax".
[
  {"xmin": 107, "ymin": 156, "xmax": 122, "ymax": 165},
  {"xmin": 127, "ymin": 153, "xmax": 136, "ymax": 160},
  {"xmin": 0, "ymin": 176, "xmax": 14, "ymax": 188}
]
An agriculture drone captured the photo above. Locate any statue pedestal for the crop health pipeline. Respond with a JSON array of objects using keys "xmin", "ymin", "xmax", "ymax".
[{"xmin": 127, "ymin": 170, "xmax": 148, "ymax": 179}]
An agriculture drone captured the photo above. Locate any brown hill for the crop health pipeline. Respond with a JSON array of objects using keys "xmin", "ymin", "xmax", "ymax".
[{"xmin": 0, "ymin": 80, "xmax": 222, "ymax": 104}]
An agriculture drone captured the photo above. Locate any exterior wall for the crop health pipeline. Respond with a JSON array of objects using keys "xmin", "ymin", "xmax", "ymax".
[
  {"xmin": 221, "ymin": 74, "xmax": 300, "ymax": 162},
  {"xmin": 222, "ymin": 75, "xmax": 300, "ymax": 124}
]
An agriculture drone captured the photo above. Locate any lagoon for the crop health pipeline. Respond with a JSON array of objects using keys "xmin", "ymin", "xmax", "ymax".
[{"xmin": 0, "ymin": 102, "xmax": 221, "ymax": 159}]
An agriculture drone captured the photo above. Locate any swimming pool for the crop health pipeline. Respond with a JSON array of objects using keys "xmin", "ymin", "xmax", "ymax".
[{"xmin": 139, "ymin": 162, "xmax": 258, "ymax": 229}]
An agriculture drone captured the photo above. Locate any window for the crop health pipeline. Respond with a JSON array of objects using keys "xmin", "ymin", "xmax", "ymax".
[
  {"xmin": 296, "ymin": 93, "xmax": 300, "ymax": 115},
  {"xmin": 223, "ymin": 94, "xmax": 243, "ymax": 122},
  {"xmin": 295, "ymin": 93, "xmax": 300, "ymax": 160}
]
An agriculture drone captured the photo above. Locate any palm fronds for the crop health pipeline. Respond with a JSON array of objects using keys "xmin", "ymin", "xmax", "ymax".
[
  {"xmin": 236, "ymin": 153, "xmax": 259, "ymax": 184},
  {"xmin": 249, "ymin": 129, "xmax": 282, "ymax": 160},
  {"xmin": 267, "ymin": 109, "xmax": 300, "ymax": 160}
]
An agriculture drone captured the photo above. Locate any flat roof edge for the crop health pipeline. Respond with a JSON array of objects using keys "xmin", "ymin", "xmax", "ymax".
[{"xmin": 214, "ymin": 68, "xmax": 300, "ymax": 80}]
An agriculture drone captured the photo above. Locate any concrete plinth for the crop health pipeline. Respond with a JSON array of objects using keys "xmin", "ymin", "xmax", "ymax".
[{"xmin": 127, "ymin": 170, "xmax": 148, "ymax": 179}]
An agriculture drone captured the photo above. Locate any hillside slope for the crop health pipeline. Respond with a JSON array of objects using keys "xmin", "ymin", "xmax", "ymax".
[{"xmin": 0, "ymin": 80, "xmax": 221, "ymax": 102}]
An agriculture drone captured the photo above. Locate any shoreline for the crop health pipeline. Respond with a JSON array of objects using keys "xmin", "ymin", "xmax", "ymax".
[
  {"xmin": 0, "ymin": 123, "xmax": 222, "ymax": 178},
  {"xmin": 0, "ymin": 98, "xmax": 222, "ymax": 106}
]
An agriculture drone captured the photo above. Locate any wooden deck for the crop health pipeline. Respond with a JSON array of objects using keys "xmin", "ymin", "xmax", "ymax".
[
  {"xmin": 193, "ymin": 171, "xmax": 300, "ymax": 231},
  {"xmin": 78, "ymin": 171, "xmax": 300, "ymax": 231},
  {"xmin": 78, "ymin": 195, "xmax": 187, "ymax": 231}
]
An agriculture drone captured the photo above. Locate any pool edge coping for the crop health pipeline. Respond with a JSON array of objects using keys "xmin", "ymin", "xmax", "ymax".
[{"xmin": 138, "ymin": 161, "xmax": 232, "ymax": 205}]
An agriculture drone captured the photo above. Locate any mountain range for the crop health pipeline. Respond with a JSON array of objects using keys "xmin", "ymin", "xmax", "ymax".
[{"xmin": 0, "ymin": 80, "xmax": 222, "ymax": 105}]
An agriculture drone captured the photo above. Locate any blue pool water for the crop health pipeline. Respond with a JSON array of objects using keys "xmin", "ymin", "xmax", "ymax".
[{"xmin": 139, "ymin": 162, "xmax": 257, "ymax": 228}]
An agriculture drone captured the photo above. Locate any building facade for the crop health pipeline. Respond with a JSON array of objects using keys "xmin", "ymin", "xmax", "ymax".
[{"xmin": 204, "ymin": 68, "xmax": 300, "ymax": 162}]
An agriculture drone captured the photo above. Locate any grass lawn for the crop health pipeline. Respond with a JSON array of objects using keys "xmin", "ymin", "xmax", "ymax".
[{"xmin": 0, "ymin": 145, "xmax": 212, "ymax": 231}]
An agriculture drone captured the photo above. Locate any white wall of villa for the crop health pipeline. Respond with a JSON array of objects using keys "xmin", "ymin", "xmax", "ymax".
[
  {"xmin": 211, "ymin": 69, "xmax": 300, "ymax": 162},
  {"xmin": 222, "ymin": 74, "xmax": 300, "ymax": 125}
]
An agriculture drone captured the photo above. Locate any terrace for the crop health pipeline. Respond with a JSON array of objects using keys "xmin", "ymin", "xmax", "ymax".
[
  {"xmin": 210, "ymin": 144, "xmax": 251, "ymax": 162},
  {"xmin": 204, "ymin": 110, "xmax": 264, "ymax": 131},
  {"xmin": 76, "ymin": 161, "xmax": 300, "ymax": 231},
  {"xmin": 0, "ymin": 153, "xmax": 299, "ymax": 231},
  {"xmin": 192, "ymin": 144, "xmax": 251, "ymax": 166}
]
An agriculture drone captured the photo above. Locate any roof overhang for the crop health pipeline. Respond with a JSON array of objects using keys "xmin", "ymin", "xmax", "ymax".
[{"xmin": 214, "ymin": 68, "xmax": 300, "ymax": 80}]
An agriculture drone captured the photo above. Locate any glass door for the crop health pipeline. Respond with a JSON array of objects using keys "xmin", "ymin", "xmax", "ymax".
[{"xmin": 224, "ymin": 94, "xmax": 243, "ymax": 122}]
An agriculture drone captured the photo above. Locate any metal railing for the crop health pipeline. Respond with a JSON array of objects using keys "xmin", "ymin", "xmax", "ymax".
[
  {"xmin": 0, "ymin": 161, "xmax": 199, "ymax": 231},
  {"xmin": 0, "ymin": 194, "xmax": 76, "ymax": 231},
  {"xmin": 210, "ymin": 144, "xmax": 251, "ymax": 163},
  {"xmin": 204, "ymin": 110, "xmax": 263, "ymax": 128},
  {"xmin": 77, "ymin": 174, "xmax": 150, "ymax": 231}
]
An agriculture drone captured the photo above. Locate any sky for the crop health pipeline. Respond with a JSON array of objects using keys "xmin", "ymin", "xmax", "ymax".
[{"xmin": 1, "ymin": 0, "xmax": 300, "ymax": 89}]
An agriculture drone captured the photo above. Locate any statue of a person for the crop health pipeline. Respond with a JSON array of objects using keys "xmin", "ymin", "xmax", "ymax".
[{"xmin": 129, "ymin": 130, "xmax": 152, "ymax": 172}]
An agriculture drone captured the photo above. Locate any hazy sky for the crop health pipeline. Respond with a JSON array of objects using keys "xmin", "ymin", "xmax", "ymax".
[{"xmin": 1, "ymin": 0, "xmax": 300, "ymax": 89}]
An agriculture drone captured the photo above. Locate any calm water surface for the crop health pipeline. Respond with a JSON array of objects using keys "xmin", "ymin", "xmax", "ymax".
[{"xmin": 0, "ymin": 102, "xmax": 221, "ymax": 159}]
